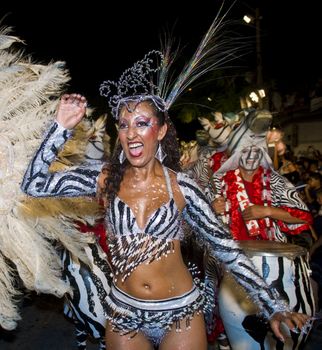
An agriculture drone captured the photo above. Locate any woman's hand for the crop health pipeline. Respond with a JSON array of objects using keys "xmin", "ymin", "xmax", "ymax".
[
  {"xmin": 56, "ymin": 93, "xmax": 87, "ymax": 129},
  {"xmin": 269, "ymin": 311, "xmax": 312, "ymax": 343}
]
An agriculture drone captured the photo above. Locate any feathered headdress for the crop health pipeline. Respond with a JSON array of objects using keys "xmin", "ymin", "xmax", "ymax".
[{"xmin": 100, "ymin": 1, "xmax": 246, "ymax": 119}]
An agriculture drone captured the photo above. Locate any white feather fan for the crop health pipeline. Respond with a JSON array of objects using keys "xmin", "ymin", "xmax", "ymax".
[{"xmin": 0, "ymin": 27, "xmax": 109, "ymax": 330}]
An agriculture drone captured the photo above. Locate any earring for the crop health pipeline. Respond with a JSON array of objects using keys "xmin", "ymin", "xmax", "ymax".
[
  {"xmin": 119, "ymin": 150, "xmax": 126, "ymax": 163},
  {"xmin": 155, "ymin": 143, "xmax": 167, "ymax": 163}
]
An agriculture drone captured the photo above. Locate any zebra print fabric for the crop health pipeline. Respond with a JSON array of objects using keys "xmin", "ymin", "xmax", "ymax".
[
  {"xmin": 61, "ymin": 243, "xmax": 112, "ymax": 350},
  {"xmin": 107, "ymin": 166, "xmax": 184, "ymax": 281},
  {"xmin": 218, "ymin": 243, "xmax": 315, "ymax": 350},
  {"xmin": 177, "ymin": 172, "xmax": 290, "ymax": 319},
  {"xmin": 184, "ymin": 145, "xmax": 216, "ymax": 191},
  {"xmin": 21, "ymin": 122, "xmax": 103, "ymax": 198},
  {"xmin": 21, "ymin": 122, "xmax": 292, "ymax": 329}
]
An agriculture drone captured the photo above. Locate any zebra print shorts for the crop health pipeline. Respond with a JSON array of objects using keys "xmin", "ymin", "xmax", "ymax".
[{"xmin": 104, "ymin": 283, "xmax": 205, "ymax": 346}]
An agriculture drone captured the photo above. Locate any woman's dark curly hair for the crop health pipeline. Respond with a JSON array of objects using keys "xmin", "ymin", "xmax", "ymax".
[{"xmin": 105, "ymin": 99, "xmax": 181, "ymax": 202}]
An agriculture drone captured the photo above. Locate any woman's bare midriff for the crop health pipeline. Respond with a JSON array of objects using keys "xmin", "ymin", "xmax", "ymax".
[{"xmin": 115, "ymin": 241, "xmax": 193, "ymax": 299}]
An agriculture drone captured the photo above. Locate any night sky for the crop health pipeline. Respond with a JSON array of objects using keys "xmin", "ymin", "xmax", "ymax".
[{"xmin": 1, "ymin": 1, "xmax": 321, "ymax": 113}]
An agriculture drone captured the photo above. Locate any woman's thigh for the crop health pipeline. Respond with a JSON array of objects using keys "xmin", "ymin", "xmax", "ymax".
[
  {"xmin": 160, "ymin": 313, "xmax": 207, "ymax": 350},
  {"xmin": 105, "ymin": 321, "xmax": 154, "ymax": 350}
]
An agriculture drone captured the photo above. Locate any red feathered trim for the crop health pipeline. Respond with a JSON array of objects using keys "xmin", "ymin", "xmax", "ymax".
[
  {"xmin": 211, "ymin": 151, "xmax": 228, "ymax": 172},
  {"xmin": 223, "ymin": 167, "xmax": 273, "ymax": 240},
  {"xmin": 75, "ymin": 220, "xmax": 109, "ymax": 253}
]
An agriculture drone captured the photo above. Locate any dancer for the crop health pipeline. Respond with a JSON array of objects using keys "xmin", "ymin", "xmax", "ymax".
[
  {"xmin": 21, "ymin": 5, "xmax": 311, "ymax": 350},
  {"xmin": 21, "ymin": 98, "xmax": 311, "ymax": 350}
]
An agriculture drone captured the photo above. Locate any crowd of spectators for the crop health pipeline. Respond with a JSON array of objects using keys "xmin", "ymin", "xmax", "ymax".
[
  {"xmin": 269, "ymin": 77, "xmax": 322, "ymax": 115},
  {"xmin": 277, "ymin": 146, "xmax": 322, "ymax": 320}
]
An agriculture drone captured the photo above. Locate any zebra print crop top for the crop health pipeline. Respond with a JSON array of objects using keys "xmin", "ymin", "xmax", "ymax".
[
  {"xmin": 21, "ymin": 121, "xmax": 291, "ymax": 319},
  {"xmin": 107, "ymin": 166, "xmax": 184, "ymax": 281}
]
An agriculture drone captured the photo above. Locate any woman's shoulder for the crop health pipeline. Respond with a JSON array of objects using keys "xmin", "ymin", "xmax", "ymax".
[
  {"xmin": 166, "ymin": 167, "xmax": 197, "ymax": 184},
  {"xmin": 166, "ymin": 168, "xmax": 204, "ymax": 197},
  {"xmin": 165, "ymin": 167, "xmax": 206, "ymax": 210}
]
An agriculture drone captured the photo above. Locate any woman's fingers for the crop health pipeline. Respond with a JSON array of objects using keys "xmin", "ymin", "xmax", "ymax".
[
  {"xmin": 269, "ymin": 311, "xmax": 313, "ymax": 343},
  {"xmin": 56, "ymin": 93, "xmax": 87, "ymax": 129}
]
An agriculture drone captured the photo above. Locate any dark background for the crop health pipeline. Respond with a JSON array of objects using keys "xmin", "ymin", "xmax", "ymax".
[
  {"xmin": 1, "ymin": 0, "xmax": 321, "ymax": 138},
  {"xmin": 1, "ymin": 1, "xmax": 320, "ymax": 94}
]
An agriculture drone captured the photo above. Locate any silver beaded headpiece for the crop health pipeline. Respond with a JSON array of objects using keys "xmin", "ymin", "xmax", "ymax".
[
  {"xmin": 99, "ymin": 2, "xmax": 245, "ymax": 119},
  {"xmin": 99, "ymin": 51, "xmax": 168, "ymax": 119}
]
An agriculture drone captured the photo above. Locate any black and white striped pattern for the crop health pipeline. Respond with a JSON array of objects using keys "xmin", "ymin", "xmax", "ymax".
[
  {"xmin": 21, "ymin": 122, "xmax": 103, "ymax": 198},
  {"xmin": 198, "ymin": 116, "xmax": 232, "ymax": 146},
  {"xmin": 202, "ymin": 246, "xmax": 222, "ymax": 336},
  {"xmin": 270, "ymin": 172, "xmax": 308, "ymax": 211},
  {"xmin": 21, "ymin": 123, "xmax": 110, "ymax": 349},
  {"xmin": 218, "ymin": 246, "xmax": 315, "ymax": 350},
  {"xmin": 21, "ymin": 123, "xmax": 293, "ymax": 336},
  {"xmin": 107, "ymin": 167, "xmax": 184, "ymax": 280},
  {"xmin": 226, "ymin": 109, "xmax": 272, "ymax": 155},
  {"xmin": 184, "ymin": 145, "xmax": 216, "ymax": 191},
  {"xmin": 61, "ymin": 243, "xmax": 112, "ymax": 350},
  {"xmin": 177, "ymin": 172, "xmax": 290, "ymax": 319},
  {"xmin": 109, "ymin": 196, "xmax": 182, "ymax": 239}
]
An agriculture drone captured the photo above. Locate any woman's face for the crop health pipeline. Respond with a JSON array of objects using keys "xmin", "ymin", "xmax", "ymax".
[
  {"xmin": 239, "ymin": 145, "xmax": 263, "ymax": 171},
  {"xmin": 118, "ymin": 101, "xmax": 167, "ymax": 167}
]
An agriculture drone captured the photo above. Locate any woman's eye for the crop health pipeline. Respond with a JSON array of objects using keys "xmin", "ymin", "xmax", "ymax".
[
  {"xmin": 119, "ymin": 123, "xmax": 127, "ymax": 129},
  {"xmin": 137, "ymin": 121, "xmax": 149, "ymax": 128}
]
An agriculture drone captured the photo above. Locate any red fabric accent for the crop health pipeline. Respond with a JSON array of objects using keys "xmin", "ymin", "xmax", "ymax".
[
  {"xmin": 224, "ymin": 167, "xmax": 271, "ymax": 240},
  {"xmin": 243, "ymin": 179, "xmax": 255, "ymax": 198},
  {"xmin": 214, "ymin": 123, "xmax": 225, "ymax": 129},
  {"xmin": 211, "ymin": 151, "xmax": 228, "ymax": 172},
  {"xmin": 277, "ymin": 206, "xmax": 313, "ymax": 235},
  {"xmin": 75, "ymin": 220, "xmax": 109, "ymax": 253},
  {"xmin": 224, "ymin": 170, "xmax": 247, "ymax": 239}
]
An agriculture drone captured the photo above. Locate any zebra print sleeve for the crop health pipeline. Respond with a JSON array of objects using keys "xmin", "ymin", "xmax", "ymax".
[
  {"xmin": 271, "ymin": 172, "xmax": 308, "ymax": 211},
  {"xmin": 21, "ymin": 122, "xmax": 103, "ymax": 198},
  {"xmin": 270, "ymin": 172, "xmax": 312, "ymax": 232},
  {"xmin": 177, "ymin": 172, "xmax": 290, "ymax": 319}
]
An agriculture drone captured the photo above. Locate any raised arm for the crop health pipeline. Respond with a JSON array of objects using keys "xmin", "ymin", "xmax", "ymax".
[
  {"xmin": 21, "ymin": 94, "xmax": 103, "ymax": 198},
  {"xmin": 177, "ymin": 172, "xmax": 310, "ymax": 341}
]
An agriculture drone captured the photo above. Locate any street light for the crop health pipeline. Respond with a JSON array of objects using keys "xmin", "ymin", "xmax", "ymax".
[
  {"xmin": 242, "ymin": 6, "xmax": 266, "ymax": 108},
  {"xmin": 243, "ymin": 15, "xmax": 253, "ymax": 24}
]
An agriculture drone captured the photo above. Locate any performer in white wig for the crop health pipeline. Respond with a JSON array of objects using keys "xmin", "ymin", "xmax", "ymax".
[
  {"xmin": 20, "ymin": 2, "xmax": 312, "ymax": 350},
  {"xmin": 210, "ymin": 109, "xmax": 315, "ymax": 349}
]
